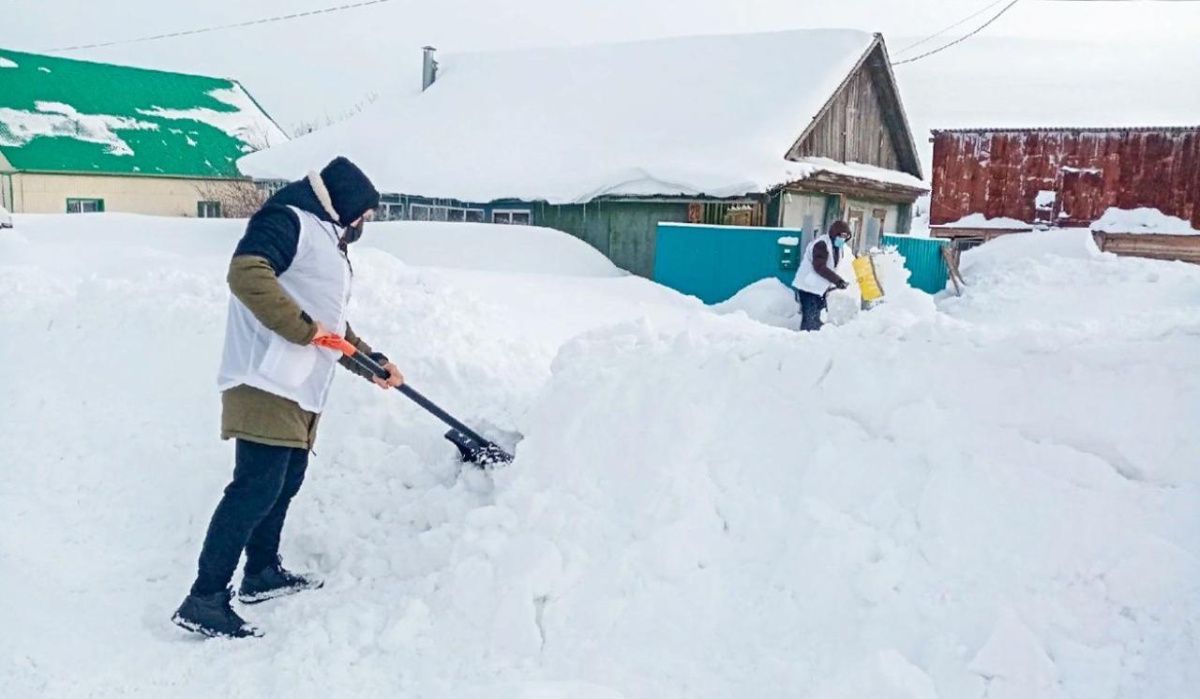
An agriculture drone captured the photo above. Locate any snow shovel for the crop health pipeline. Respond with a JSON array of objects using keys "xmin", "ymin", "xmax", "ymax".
[{"xmin": 313, "ymin": 334, "xmax": 514, "ymax": 467}]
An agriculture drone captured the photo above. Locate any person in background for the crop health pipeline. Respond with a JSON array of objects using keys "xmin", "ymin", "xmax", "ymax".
[
  {"xmin": 172, "ymin": 156, "xmax": 403, "ymax": 639},
  {"xmin": 791, "ymin": 221, "xmax": 852, "ymax": 332}
]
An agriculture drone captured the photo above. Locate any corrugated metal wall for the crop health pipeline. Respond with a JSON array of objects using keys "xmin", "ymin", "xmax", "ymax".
[
  {"xmin": 882, "ymin": 234, "xmax": 949, "ymax": 294},
  {"xmin": 930, "ymin": 128, "xmax": 1200, "ymax": 229},
  {"xmin": 653, "ymin": 223, "xmax": 805, "ymax": 303}
]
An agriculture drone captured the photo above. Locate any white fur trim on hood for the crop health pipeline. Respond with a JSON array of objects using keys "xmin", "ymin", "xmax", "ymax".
[{"xmin": 307, "ymin": 171, "xmax": 342, "ymax": 226}]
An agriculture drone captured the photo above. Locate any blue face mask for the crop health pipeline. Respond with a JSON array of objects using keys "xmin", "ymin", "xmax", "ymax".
[{"xmin": 832, "ymin": 236, "xmax": 846, "ymax": 249}]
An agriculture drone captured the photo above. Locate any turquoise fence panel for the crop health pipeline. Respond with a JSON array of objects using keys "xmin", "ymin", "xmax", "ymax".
[
  {"xmin": 883, "ymin": 235, "xmax": 950, "ymax": 294},
  {"xmin": 653, "ymin": 223, "xmax": 806, "ymax": 304}
]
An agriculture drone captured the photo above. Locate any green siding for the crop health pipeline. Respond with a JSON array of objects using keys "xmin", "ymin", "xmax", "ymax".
[
  {"xmin": 534, "ymin": 200, "xmax": 689, "ymax": 277},
  {"xmin": 883, "ymin": 234, "xmax": 950, "ymax": 294},
  {"xmin": 0, "ymin": 47, "xmax": 275, "ymax": 178}
]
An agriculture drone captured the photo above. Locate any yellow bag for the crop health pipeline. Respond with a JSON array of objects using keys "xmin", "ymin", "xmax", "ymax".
[{"xmin": 853, "ymin": 256, "xmax": 885, "ymax": 303}]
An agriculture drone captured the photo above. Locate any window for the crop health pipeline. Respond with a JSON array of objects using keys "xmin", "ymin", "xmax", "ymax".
[
  {"xmin": 197, "ymin": 201, "xmax": 222, "ymax": 218},
  {"xmin": 66, "ymin": 198, "xmax": 104, "ymax": 213},
  {"xmin": 492, "ymin": 209, "xmax": 531, "ymax": 225},
  {"xmin": 411, "ymin": 203, "xmax": 485, "ymax": 222},
  {"xmin": 378, "ymin": 202, "xmax": 405, "ymax": 221},
  {"xmin": 255, "ymin": 179, "xmax": 288, "ymax": 197}
]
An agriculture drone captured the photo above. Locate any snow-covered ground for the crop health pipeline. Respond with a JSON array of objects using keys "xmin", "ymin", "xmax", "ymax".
[{"xmin": 2, "ymin": 216, "xmax": 1198, "ymax": 699}]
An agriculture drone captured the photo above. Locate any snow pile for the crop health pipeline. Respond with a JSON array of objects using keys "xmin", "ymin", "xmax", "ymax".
[
  {"xmin": 716, "ymin": 248, "xmax": 938, "ymax": 332},
  {"xmin": 940, "ymin": 213, "xmax": 1032, "ymax": 230},
  {"xmin": 363, "ymin": 221, "xmax": 623, "ymax": 277},
  {"xmin": 866, "ymin": 248, "xmax": 939, "ymax": 325},
  {"xmin": 1090, "ymin": 207, "xmax": 1200, "ymax": 236},
  {"xmin": 240, "ymin": 30, "xmax": 915, "ymax": 202},
  {"xmin": 2, "ymin": 214, "xmax": 1199, "ymax": 698},
  {"xmin": 713, "ymin": 277, "xmax": 799, "ymax": 329},
  {"xmin": 0, "ymin": 101, "xmax": 160, "ymax": 155},
  {"xmin": 945, "ymin": 228, "xmax": 1200, "ymax": 349}
]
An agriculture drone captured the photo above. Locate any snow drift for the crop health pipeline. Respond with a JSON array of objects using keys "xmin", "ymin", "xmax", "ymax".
[{"xmin": 1, "ymin": 217, "xmax": 1198, "ymax": 698}]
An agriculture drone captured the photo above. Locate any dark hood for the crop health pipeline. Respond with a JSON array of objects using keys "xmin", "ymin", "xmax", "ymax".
[{"xmin": 263, "ymin": 179, "xmax": 337, "ymax": 225}]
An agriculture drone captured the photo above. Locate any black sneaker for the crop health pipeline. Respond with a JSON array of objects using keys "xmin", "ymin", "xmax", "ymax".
[
  {"xmin": 238, "ymin": 559, "xmax": 323, "ymax": 604},
  {"xmin": 172, "ymin": 588, "xmax": 261, "ymax": 639}
]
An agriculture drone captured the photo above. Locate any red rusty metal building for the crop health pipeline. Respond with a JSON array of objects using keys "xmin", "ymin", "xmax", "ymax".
[{"xmin": 929, "ymin": 126, "xmax": 1200, "ymax": 229}]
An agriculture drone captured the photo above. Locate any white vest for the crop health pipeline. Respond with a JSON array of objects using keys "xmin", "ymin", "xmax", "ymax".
[
  {"xmin": 217, "ymin": 206, "xmax": 351, "ymax": 413},
  {"xmin": 792, "ymin": 234, "xmax": 840, "ymax": 296}
]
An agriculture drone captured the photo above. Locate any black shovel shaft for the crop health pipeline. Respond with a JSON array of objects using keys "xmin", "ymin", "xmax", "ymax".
[{"xmin": 345, "ymin": 350, "xmax": 496, "ymax": 449}]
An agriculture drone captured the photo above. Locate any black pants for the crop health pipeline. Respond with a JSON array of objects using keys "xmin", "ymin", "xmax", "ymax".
[
  {"xmin": 190, "ymin": 440, "xmax": 308, "ymax": 596},
  {"xmin": 796, "ymin": 289, "xmax": 827, "ymax": 332}
]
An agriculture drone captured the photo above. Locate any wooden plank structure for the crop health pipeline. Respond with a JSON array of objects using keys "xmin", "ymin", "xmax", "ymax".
[{"xmin": 1092, "ymin": 232, "xmax": 1200, "ymax": 265}]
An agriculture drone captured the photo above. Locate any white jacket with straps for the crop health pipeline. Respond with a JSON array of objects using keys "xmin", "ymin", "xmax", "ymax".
[
  {"xmin": 217, "ymin": 201, "xmax": 352, "ymax": 414},
  {"xmin": 791, "ymin": 234, "xmax": 841, "ymax": 296}
]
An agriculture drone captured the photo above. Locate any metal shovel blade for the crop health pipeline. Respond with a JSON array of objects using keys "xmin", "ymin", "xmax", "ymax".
[{"xmin": 444, "ymin": 429, "xmax": 514, "ymax": 467}]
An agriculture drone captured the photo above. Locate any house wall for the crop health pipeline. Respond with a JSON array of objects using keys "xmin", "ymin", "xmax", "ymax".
[
  {"xmin": 930, "ymin": 128, "xmax": 1200, "ymax": 228},
  {"xmin": 6, "ymin": 172, "xmax": 243, "ymax": 216},
  {"xmin": 780, "ymin": 186, "xmax": 915, "ymax": 254},
  {"xmin": 788, "ymin": 51, "xmax": 905, "ymax": 172},
  {"xmin": 533, "ymin": 200, "xmax": 691, "ymax": 277}
]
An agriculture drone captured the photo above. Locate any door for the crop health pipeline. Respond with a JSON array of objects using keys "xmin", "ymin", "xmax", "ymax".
[
  {"xmin": 1057, "ymin": 167, "xmax": 1104, "ymax": 227},
  {"xmin": 846, "ymin": 208, "xmax": 865, "ymax": 253}
]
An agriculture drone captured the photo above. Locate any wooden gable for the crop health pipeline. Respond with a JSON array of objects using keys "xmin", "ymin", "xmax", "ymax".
[{"xmin": 786, "ymin": 37, "xmax": 922, "ymax": 179}]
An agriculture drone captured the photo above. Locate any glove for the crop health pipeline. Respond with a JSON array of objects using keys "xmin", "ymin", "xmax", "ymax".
[{"xmin": 836, "ymin": 280, "xmax": 849, "ymax": 290}]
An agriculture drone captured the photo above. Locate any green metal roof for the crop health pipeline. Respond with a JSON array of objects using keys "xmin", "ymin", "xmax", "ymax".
[{"xmin": 0, "ymin": 48, "xmax": 287, "ymax": 178}]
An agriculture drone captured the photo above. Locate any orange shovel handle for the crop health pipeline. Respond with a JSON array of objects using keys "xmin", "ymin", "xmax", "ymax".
[{"xmin": 312, "ymin": 333, "xmax": 358, "ymax": 357}]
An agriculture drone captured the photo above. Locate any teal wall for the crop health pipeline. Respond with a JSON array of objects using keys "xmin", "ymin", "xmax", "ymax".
[
  {"xmin": 652, "ymin": 223, "xmax": 806, "ymax": 304},
  {"xmin": 882, "ymin": 234, "xmax": 950, "ymax": 293}
]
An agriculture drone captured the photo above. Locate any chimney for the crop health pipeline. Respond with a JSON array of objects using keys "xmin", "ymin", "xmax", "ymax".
[{"xmin": 421, "ymin": 46, "xmax": 438, "ymax": 91}]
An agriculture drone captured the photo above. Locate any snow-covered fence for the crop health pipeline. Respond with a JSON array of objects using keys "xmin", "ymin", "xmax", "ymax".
[{"xmin": 652, "ymin": 222, "xmax": 807, "ymax": 304}]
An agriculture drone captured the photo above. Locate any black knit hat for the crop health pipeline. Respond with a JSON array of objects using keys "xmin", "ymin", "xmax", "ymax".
[{"xmin": 320, "ymin": 156, "xmax": 380, "ymax": 226}]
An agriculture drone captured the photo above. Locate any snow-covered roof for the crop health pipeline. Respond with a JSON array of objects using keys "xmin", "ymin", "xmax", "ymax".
[
  {"xmin": 0, "ymin": 47, "xmax": 287, "ymax": 178},
  {"xmin": 241, "ymin": 30, "xmax": 923, "ymax": 203}
]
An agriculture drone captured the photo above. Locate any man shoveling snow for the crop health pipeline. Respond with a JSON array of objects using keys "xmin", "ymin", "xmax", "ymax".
[
  {"xmin": 791, "ymin": 220, "xmax": 852, "ymax": 331},
  {"xmin": 172, "ymin": 157, "xmax": 404, "ymax": 639}
]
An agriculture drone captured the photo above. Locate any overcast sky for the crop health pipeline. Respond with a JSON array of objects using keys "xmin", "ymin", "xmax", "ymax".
[{"xmin": 6, "ymin": 0, "xmax": 1199, "ymax": 144}]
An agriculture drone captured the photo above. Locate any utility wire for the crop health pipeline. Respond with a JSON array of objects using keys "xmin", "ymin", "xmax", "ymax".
[
  {"xmin": 892, "ymin": 0, "xmax": 1023, "ymax": 66},
  {"xmin": 45, "ymin": 0, "xmax": 393, "ymax": 52},
  {"xmin": 895, "ymin": 0, "xmax": 1009, "ymax": 56}
]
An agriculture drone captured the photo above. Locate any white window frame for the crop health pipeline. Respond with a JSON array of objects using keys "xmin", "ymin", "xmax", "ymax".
[
  {"xmin": 492, "ymin": 208, "xmax": 532, "ymax": 225},
  {"xmin": 197, "ymin": 201, "xmax": 222, "ymax": 218},
  {"xmin": 412, "ymin": 203, "xmax": 486, "ymax": 222},
  {"xmin": 66, "ymin": 198, "xmax": 104, "ymax": 214}
]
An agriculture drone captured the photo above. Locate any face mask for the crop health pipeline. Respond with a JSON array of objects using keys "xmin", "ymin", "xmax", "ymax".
[
  {"xmin": 833, "ymin": 236, "xmax": 846, "ymax": 249},
  {"xmin": 342, "ymin": 220, "xmax": 365, "ymax": 245}
]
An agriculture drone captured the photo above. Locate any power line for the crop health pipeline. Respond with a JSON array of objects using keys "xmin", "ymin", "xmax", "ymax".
[
  {"xmin": 892, "ymin": 0, "xmax": 1023, "ymax": 67},
  {"xmin": 45, "ymin": 0, "xmax": 394, "ymax": 53},
  {"xmin": 895, "ymin": 0, "xmax": 1009, "ymax": 56}
]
